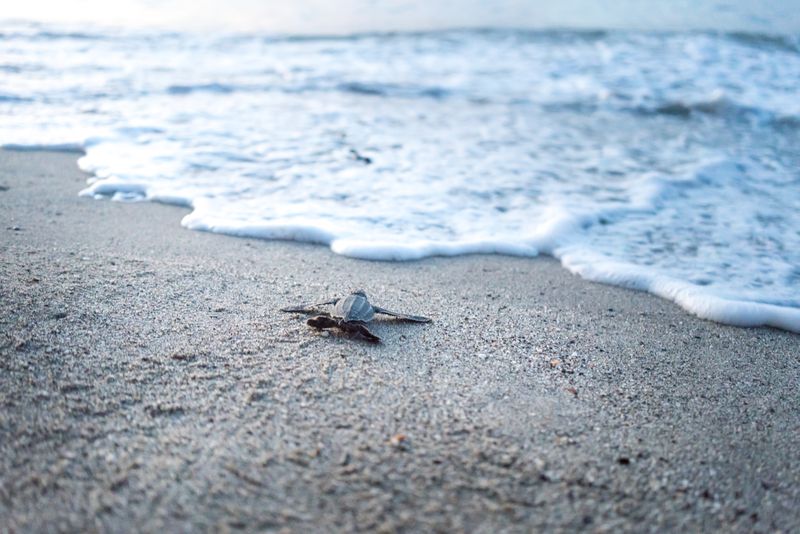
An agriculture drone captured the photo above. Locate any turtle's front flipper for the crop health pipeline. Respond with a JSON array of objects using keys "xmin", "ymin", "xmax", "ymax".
[
  {"xmin": 373, "ymin": 306, "xmax": 432, "ymax": 323},
  {"xmin": 280, "ymin": 299, "xmax": 337, "ymax": 314}
]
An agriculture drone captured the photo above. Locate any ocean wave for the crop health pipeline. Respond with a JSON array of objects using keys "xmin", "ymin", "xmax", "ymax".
[
  {"xmin": 645, "ymin": 95, "xmax": 798, "ymax": 124},
  {"xmin": 559, "ymin": 249, "xmax": 800, "ymax": 333},
  {"xmin": 0, "ymin": 93, "xmax": 33, "ymax": 103},
  {"xmin": 724, "ymin": 31, "xmax": 800, "ymax": 54},
  {"xmin": 0, "ymin": 27, "xmax": 110, "ymax": 41},
  {"xmin": 0, "ymin": 63, "xmax": 45, "ymax": 73},
  {"xmin": 337, "ymin": 81, "xmax": 450, "ymax": 98},
  {"xmin": 2, "ymin": 21, "xmax": 797, "ymax": 49},
  {"xmin": 167, "ymin": 83, "xmax": 236, "ymax": 95},
  {"xmin": 2, "ymin": 142, "xmax": 85, "ymax": 153},
  {"xmin": 161, "ymin": 80, "xmax": 454, "ymax": 100}
]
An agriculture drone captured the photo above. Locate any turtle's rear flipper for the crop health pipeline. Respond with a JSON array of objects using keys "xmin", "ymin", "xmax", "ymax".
[
  {"xmin": 373, "ymin": 306, "xmax": 432, "ymax": 323},
  {"xmin": 352, "ymin": 324, "xmax": 381, "ymax": 343},
  {"xmin": 281, "ymin": 300, "xmax": 337, "ymax": 314}
]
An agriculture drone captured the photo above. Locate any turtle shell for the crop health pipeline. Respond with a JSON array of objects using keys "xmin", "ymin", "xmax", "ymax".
[{"xmin": 334, "ymin": 291, "xmax": 375, "ymax": 322}]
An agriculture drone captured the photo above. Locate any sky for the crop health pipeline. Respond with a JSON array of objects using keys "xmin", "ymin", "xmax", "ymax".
[{"xmin": 3, "ymin": 0, "xmax": 800, "ymax": 34}]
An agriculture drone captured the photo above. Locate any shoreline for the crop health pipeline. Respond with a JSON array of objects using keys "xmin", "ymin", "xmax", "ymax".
[
  {"xmin": 68, "ymin": 144, "xmax": 800, "ymax": 335},
  {"xmin": 1, "ymin": 148, "xmax": 799, "ymax": 531}
]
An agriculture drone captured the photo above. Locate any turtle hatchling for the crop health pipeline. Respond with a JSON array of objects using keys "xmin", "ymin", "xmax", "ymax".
[{"xmin": 281, "ymin": 290, "xmax": 431, "ymax": 343}]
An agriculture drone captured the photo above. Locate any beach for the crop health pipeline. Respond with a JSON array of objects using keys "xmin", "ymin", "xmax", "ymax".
[{"xmin": 1, "ymin": 148, "xmax": 799, "ymax": 531}]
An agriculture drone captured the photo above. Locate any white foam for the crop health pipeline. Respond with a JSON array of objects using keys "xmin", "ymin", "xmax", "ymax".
[
  {"xmin": 559, "ymin": 249, "xmax": 800, "ymax": 333},
  {"xmin": 331, "ymin": 239, "xmax": 540, "ymax": 261}
]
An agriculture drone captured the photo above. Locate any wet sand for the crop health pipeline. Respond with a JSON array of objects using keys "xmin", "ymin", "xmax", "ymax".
[{"xmin": 1, "ymin": 148, "xmax": 798, "ymax": 532}]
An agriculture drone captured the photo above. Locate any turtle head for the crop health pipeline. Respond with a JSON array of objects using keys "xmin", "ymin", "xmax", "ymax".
[
  {"xmin": 307, "ymin": 316, "xmax": 339, "ymax": 329},
  {"xmin": 352, "ymin": 289, "xmax": 367, "ymax": 297}
]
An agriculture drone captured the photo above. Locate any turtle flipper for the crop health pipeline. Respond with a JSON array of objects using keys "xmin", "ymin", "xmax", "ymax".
[
  {"xmin": 373, "ymin": 306, "xmax": 432, "ymax": 323},
  {"xmin": 352, "ymin": 324, "xmax": 381, "ymax": 343},
  {"xmin": 308, "ymin": 317, "xmax": 380, "ymax": 343},
  {"xmin": 280, "ymin": 299, "xmax": 337, "ymax": 314},
  {"xmin": 337, "ymin": 321, "xmax": 381, "ymax": 343}
]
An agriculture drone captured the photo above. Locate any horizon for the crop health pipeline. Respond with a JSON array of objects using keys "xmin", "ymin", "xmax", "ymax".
[{"xmin": 3, "ymin": 0, "xmax": 800, "ymax": 35}]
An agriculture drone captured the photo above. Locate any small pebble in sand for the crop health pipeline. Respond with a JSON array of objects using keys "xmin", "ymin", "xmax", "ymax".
[{"xmin": 389, "ymin": 434, "xmax": 408, "ymax": 449}]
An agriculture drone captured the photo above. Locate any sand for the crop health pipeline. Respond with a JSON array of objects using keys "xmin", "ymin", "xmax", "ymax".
[{"xmin": 1, "ymin": 148, "xmax": 798, "ymax": 532}]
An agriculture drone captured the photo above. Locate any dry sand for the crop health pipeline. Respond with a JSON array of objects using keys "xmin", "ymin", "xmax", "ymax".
[{"xmin": 1, "ymin": 148, "xmax": 798, "ymax": 532}]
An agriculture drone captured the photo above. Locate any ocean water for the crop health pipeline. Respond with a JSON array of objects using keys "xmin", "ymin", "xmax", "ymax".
[{"xmin": 2, "ymin": 11, "xmax": 800, "ymax": 332}]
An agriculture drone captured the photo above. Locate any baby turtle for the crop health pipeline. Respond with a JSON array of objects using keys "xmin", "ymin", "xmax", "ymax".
[{"xmin": 281, "ymin": 290, "xmax": 431, "ymax": 343}]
